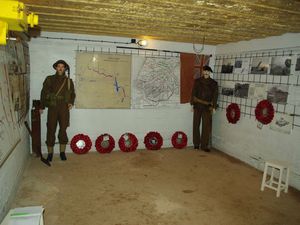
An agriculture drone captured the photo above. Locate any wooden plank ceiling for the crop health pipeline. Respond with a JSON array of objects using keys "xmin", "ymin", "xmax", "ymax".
[{"xmin": 23, "ymin": 0, "xmax": 300, "ymax": 45}]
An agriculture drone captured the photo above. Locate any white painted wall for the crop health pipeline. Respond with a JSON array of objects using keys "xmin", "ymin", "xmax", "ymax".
[
  {"xmin": 0, "ymin": 126, "xmax": 30, "ymax": 222},
  {"xmin": 29, "ymin": 32, "xmax": 216, "ymax": 153},
  {"xmin": 213, "ymin": 33, "xmax": 300, "ymax": 190}
]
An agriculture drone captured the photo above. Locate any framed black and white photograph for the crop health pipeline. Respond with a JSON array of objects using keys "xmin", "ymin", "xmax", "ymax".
[
  {"xmin": 267, "ymin": 84, "xmax": 289, "ymax": 104},
  {"xmin": 296, "ymin": 54, "xmax": 300, "ymax": 71},
  {"xmin": 234, "ymin": 83, "xmax": 250, "ymax": 98},
  {"xmin": 221, "ymin": 58, "xmax": 234, "ymax": 73},
  {"xmin": 251, "ymin": 57, "xmax": 270, "ymax": 74},
  {"xmin": 270, "ymin": 56, "xmax": 291, "ymax": 76},
  {"xmin": 221, "ymin": 81, "xmax": 235, "ymax": 96}
]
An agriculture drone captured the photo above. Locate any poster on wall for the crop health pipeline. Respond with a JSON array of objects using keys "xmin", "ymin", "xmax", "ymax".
[
  {"xmin": 270, "ymin": 56, "xmax": 291, "ymax": 76},
  {"xmin": 15, "ymin": 42, "xmax": 26, "ymax": 74},
  {"xmin": 75, "ymin": 52, "xmax": 132, "ymax": 109},
  {"xmin": 234, "ymin": 58, "xmax": 250, "ymax": 75},
  {"xmin": 6, "ymin": 41, "xmax": 18, "ymax": 75},
  {"xmin": 132, "ymin": 55, "xmax": 180, "ymax": 108},
  {"xmin": 251, "ymin": 57, "xmax": 270, "ymax": 74},
  {"xmin": 270, "ymin": 113, "xmax": 293, "ymax": 134},
  {"xmin": 267, "ymin": 84, "xmax": 289, "ymax": 104},
  {"xmin": 221, "ymin": 58, "xmax": 234, "ymax": 73},
  {"xmin": 0, "ymin": 62, "xmax": 20, "ymax": 167},
  {"xmin": 234, "ymin": 83, "xmax": 250, "ymax": 98},
  {"xmin": 248, "ymin": 83, "xmax": 267, "ymax": 100}
]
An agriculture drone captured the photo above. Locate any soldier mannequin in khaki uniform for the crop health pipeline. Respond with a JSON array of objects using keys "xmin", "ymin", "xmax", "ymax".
[
  {"xmin": 40, "ymin": 60, "xmax": 76, "ymax": 161},
  {"xmin": 191, "ymin": 65, "xmax": 218, "ymax": 152}
]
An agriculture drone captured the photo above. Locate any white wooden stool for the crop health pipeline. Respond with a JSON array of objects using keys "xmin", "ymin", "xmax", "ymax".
[{"xmin": 261, "ymin": 161, "xmax": 290, "ymax": 197}]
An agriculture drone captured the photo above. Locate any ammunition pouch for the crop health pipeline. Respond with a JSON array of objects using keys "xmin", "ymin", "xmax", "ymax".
[{"xmin": 45, "ymin": 93, "xmax": 64, "ymax": 107}]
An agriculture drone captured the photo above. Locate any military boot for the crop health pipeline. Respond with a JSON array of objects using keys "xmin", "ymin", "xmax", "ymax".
[
  {"xmin": 60, "ymin": 144, "xmax": 67, "ymax": 161},
  {"xmin": 47, "ymin": 146, "xmax": 54, "ymax": 162}
]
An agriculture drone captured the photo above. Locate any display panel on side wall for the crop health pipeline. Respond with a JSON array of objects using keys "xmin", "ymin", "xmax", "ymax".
[
  {"xmin": 214, "ymin": 47, "xmax": 300, "ymax": 129},
  {"xmin": 75, "ymin": 52, "xmax": 131, "ymax": 109}
]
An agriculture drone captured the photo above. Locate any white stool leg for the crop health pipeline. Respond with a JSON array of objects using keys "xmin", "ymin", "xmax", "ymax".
[
  {"xmin": 261, "ymin": 163, "xmax": 268, "ymax": 191},
  {"xmin": 285, "ymin": 167, "xmax": 290, "ymax": 193},
  {"xmin": 270, "ymin": 167, "xmax": 274, "ymax": 186},
  {"xmin": 276, "ymin": 168, "xmax": 283, "ymax": 197}
]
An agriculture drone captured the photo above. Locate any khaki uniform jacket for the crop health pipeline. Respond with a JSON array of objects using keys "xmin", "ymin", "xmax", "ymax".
[{"xmin": 40, "ymin": 74, "xmax": 76, "ymax": 109}]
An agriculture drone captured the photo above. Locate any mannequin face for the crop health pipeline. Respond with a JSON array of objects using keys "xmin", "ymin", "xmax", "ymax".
[
  {"xmin": 56, "ymin": 63, "xmax": 66, "ymax": 75},
  {"xmin": 203, "ymin": 70, "xmax": 210, "ymax": 79}
]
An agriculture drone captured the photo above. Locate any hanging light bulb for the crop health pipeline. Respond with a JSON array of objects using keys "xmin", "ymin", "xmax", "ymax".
[
  {"xmin": 92, "ymin": 54, "xmax": 97, "ymax": 62},
  {"xmin": 137, "ymin": 39, "xmax": 148, "ymax": 47}
]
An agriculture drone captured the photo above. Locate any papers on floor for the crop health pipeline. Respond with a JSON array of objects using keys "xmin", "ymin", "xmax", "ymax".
[{"xmin": 9, "ymin": 206, "xmax": 44, "ymax": 225}]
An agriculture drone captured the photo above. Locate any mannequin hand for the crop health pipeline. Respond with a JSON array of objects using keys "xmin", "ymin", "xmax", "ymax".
[
  {"xmin": 209, "ymin": 107, "xmax": 216, "ymax": 114},
  {"xmin": 68, "ymin": 104, "xmax": 73, "ymax": 110}
]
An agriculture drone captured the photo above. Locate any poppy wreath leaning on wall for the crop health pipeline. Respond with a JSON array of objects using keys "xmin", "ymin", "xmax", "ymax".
[
  {"xmin": 95, "ymin": 134, "xmax": 115, "ymax": 153},
  {"xmin": 70, "ymin": 134, "xmax": 92, "ymax": 154},
  {"xmin": 144, "ymin": 131, "xmax": 163, "ymax": 150},
  {"xmin": 171, "ymin": 131, "xmax": 188, "ymax": 149},
  {"xmin": 226, "ymin": 103, "xmax": 241, "ymax": 124},
  {"xmin": 255, "ymin": 99, "xmax": 275, "ymax": 125},
  {"xmin": 118, "ymin": 132, "xmax": 138, "ymax": 152}
]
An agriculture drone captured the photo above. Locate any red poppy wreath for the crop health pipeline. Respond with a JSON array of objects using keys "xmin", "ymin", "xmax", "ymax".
[
  {"xmin": 70, "ymin": 134, "xmax": 92, "ymax": 154},
  {"xmin": 255, "ymin": 100, "xmax": 274, "ymax": 125},
  {"xmin": 226, "ymin": 103, "xmax": 241, "ymax": 124},
  {"xmin": 144, "ymin": 131, "xmax": 163, "ymax": 150},
  {"xmin": 171, "ymin": 131, "xmax": 188, "ymax": 149},
  {"xmin": 118, "ymin": 132, "xmax": 138, "ymax": 152},
  {"xmin": 95, "ymin": 134, "xmax": 115, "ymax": 153}
]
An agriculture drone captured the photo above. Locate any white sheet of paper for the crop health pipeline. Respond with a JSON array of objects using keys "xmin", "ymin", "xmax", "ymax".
[
  {"xmin": 270, "ymin": 113, "xmax": 293, "ymax": 134},
  {"xmin": 288, "ymin": 85, "xmax": 300, "ymax": 106},
  {"xmin": 9, "ymin": 206, "xmax": 44, "ymax": 225},
  {"xmin": 248, "ymin": 83, "xmax": 267, "ymax": 100}
]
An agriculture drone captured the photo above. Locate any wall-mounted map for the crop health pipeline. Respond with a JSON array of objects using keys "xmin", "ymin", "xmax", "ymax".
[
  {"xmin": 75, "ymin": 52, "xmax": 131, "ymax": 109},
  {"xmin": 132, "ymin": 56, "xmax": 180, "ymax": 108}
]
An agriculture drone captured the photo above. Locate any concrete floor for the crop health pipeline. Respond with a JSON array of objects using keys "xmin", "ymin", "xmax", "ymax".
[{"xmin": 13, "ymin": 148, "xmax": 300, "ymax": 225}]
